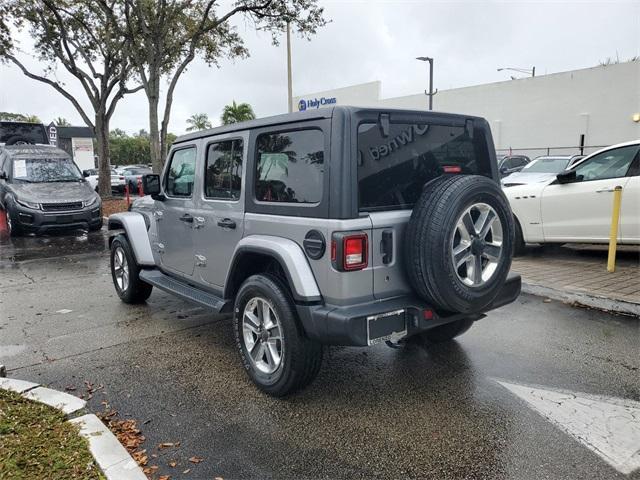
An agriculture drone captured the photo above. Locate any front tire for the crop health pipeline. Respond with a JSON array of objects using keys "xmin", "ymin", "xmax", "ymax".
[
  {"xmin": 5, "ymin": 207, "xmax": 22, "ymax": 237},
  {"xmin": 110, "ymin": 235, "xmax": 152, "ymax": 303},
  {"xmin": 233, "ymin": 274, "xmax": 323, "ymax": 397}
]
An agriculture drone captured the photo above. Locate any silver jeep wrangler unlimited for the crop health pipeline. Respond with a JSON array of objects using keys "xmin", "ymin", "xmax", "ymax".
[{"xmin": 108, "ymin": 107, "xmax": 521, "ymax": 396}]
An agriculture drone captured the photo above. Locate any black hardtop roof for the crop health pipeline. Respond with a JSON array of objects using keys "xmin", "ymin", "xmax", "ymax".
[
  {"xmin": 174, "ymin": 106, "xmax": 484, "ymax": 144},
  {"xmin": 2, "ymin": 144, "xmax": 70, "ymax": 159}
]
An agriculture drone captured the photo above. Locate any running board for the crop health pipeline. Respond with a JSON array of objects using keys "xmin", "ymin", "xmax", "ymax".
[{"xmin": 139, "ymin": 269, "xmax": 230, "ymax": 312}]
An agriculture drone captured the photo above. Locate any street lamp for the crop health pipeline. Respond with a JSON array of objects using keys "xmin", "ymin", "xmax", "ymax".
[
  {"xmin": 497, "ymin": 66, "xmax": 536, "ymax": 77},
  {"xmin": 416, "ymin": 56, "xmax": 437, "ymax": 110}
]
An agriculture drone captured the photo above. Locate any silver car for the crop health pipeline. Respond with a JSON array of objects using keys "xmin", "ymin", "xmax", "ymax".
[{"xmin": 107, "ymin": 107, "xmax": 521, "ymax": 396}]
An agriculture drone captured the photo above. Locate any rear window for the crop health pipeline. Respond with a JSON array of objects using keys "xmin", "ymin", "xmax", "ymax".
[
  {"xmin": 0, "ymin": 122, "xmax": 48, "ymax": 144},
  {"xmin": 357, "ymin": 122, "xmax": 491, "ymax": 211}
]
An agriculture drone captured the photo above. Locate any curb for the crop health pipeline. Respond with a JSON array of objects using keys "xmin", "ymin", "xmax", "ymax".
[
  {"xmin": 522, "ymin": 281, "xmax": 640, "ymax": 317},
  {"xmin": 0, "ymin": 377, "xmax": 146, "ymax": 480}
]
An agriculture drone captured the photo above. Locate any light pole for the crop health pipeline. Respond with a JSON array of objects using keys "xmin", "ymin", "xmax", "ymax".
[
  {"xmin": 416, "ymin": 56, "xmax": 437, "ymax": 110},
  {"xmin": 497, "ymin": 66, "xmax": 536, "ymax": 77},
  {"xmin": 286, "ymin": 21, "xmax": 293, "ymax": 113}
]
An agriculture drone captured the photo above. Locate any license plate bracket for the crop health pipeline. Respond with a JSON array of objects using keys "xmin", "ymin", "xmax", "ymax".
[{"xmin": 367, "ymin": 309, "xmax": 407, "ymax": 346}]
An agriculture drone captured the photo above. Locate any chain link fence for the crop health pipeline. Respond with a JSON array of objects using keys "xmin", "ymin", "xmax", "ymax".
[{"xmin": 496, "ymin": 145, "xmax": 610, "ymax": 159}]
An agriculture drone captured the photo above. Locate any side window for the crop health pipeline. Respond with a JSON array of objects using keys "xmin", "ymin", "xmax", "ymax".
[
  {"xmin": 204, "ymin": 139, "xmax": 243, "ymax": 200},
  {"xmin": 255, "ymin": 129, "xmax": 324, "ymax": 203},
  {"xmin": 515, "ymin": 158, "xmax": 528, "ymax": 167},
  {"xmin": 165, "ymin": 147, "xmax": 196, "ymax": 197},
  {"xmin": 573, "ymin": 145, "xmax": 639, "ymax": 182}
]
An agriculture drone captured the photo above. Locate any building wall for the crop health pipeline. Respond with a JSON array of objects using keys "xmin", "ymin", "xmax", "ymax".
[{"xmin": 293, "ymin": 61, "xmax": 640, "ymax": 155}]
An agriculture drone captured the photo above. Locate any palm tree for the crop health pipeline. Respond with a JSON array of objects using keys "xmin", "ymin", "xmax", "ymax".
[
  {"xmin": 186, "ymin": 113, "xmax": 212, "ymax": 132},
  {"xmin": 54, "ymin": 117, "xmax": 71, "ymax": 126},
  {"xmin": 221, "ymin": 101, "xmax": 256, "ymax": 125}
]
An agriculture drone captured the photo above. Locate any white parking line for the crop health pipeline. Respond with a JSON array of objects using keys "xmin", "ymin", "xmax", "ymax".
[{"xmin": 496, "ymin": 379, "xmax": 640, "ymax": 475}]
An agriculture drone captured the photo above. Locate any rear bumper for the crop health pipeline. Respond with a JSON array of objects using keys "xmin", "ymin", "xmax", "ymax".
[{"xmin": 298, "ymin": 273, "xmax": 521, "ymax": 346}]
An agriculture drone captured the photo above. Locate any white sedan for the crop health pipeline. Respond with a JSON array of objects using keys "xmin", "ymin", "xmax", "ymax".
[{"xmin": 505, "ymin": 140, "xmax": 639, "ymax": 253}]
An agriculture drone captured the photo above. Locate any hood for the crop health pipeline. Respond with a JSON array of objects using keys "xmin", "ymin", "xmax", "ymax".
[
  {"xmin": 501, "ymin": 171, "xmax": 557, "ymax": 186},
  {"xmin": 9, "ymin": 181, "xmax": 97, "ymax": 204}
]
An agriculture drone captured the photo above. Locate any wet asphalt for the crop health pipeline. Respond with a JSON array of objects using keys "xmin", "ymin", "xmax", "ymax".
[{"xmin": 0, "ymin": 229, "xmax": 638, "ymax": 480}]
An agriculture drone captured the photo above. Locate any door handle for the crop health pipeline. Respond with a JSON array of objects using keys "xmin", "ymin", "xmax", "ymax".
[
  {"xmin": 596, "ymin": 188, "xmax": 615, "ymax": 193},
  {"xmin": 217, "ymin": 218, "xmax": 236, "ymax": 229},
  {"xmin": 179, "ymin": 214, "xmax": 194, "ymax": 223}
]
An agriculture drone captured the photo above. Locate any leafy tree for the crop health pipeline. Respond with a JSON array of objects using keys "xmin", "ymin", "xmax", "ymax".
[
  {"xmin": 99, "ymin": 0, "xmax": 326, "ymax": 173},
  {"xmin": 109, "ymin": 129, "xmax": 178, "ymax": 166},
  {"xmin": 0, "ymin": 0, "xmax": 141, "ymax": 196},
  {"xmin": 54, "ymin": 117, "xmax": 71, "ymax": 126},
  {"xmin": 0, "ymin": 112, "xmax": 40, "ymax": 123},
  {"xmin": 186, "ymin": 113, "xmax": 212, "ymax": 131},
  {"xmin": 221, "ymin": 101, "xmax": 255, "ymax": 125}
]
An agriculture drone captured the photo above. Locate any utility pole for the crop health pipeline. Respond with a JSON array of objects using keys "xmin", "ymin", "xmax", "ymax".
[
  {"xmin": 416, "ymin": 57, "xmax": 437, "ymax": 110},
  {"xmin": 287, "ymin": 21, "xmax": 293, "ymax": 113}
]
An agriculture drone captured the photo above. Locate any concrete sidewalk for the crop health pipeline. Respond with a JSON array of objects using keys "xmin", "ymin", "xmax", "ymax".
[{"xmin": 511, "ymin": 244, "xmax": 639, "ymax": 316}]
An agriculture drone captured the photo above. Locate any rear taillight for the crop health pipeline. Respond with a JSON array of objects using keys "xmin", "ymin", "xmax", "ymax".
[
  {"xmin": 443, "ymin": 165, "xmax": 462, "ymax": 173},
  {"xmin": 331, "ymin": 232, "xmax": 368, "ymax": 271}
]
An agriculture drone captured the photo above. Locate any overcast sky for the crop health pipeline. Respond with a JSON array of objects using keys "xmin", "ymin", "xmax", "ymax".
[{"xmin": 0, "ymin": 0, "xmax": 638, "ymax": 136}]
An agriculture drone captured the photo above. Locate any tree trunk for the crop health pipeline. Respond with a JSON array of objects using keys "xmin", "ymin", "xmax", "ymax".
[
  {"xmin": 148, "ymin": 78, "xmax": 162, "ymax": 174},
  {"xmin": 95, "ymin": 113, "xmax": 112, "ymax": 198}
]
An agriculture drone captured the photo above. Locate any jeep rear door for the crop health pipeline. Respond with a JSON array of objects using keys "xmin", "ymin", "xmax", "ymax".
[
  {"xmin": 191, "ymin": 133, "xmax": 247, "ymax": 288},
  {"xmin": 354, "ymin": 113, "xmax": 496, "ymax": 300}
]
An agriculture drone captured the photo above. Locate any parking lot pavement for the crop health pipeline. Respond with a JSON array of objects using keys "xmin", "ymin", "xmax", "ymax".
[
  {"xmin": 1, "ymin": 232, "xmax": 639, "ymax": 479},
  {"xmin": 512, "ymin": 244, "xmax": 640, "ymax": 315}
]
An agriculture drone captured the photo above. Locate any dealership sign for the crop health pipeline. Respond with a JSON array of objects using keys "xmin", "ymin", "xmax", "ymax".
[{"xmin": 298, "ymin": 96, "xmax": 337, "ymax": 111}]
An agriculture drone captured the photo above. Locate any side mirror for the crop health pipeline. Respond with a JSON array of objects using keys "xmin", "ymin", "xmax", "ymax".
[
  {"xmin": 142, "ymin": 174, "xmax": 162, "ymax": 198},
  {"xmin": 499, "ymin": 166, "xmax": 508, "ymax": 174},
  {"xmin": 556, "ymin": 170, "xmax": 577, "ymax": 184},
  {"xmin": 83, "ymin": 170, "xmax": 90, "ymax": 177}
]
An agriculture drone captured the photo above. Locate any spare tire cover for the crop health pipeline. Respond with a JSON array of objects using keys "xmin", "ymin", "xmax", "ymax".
[{"xmin": 404, "ymin": 174, "xmax": 514, "ymax": 313}]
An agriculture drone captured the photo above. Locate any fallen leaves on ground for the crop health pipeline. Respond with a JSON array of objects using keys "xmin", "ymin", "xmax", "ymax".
[
  {"xmin": 168, "ymin": 460, "xmax": 177, "ymax": 467},
  {"xmin": 102, "ymin": 198, "xmax": 129, "ymax": 217},
  {"xmin": 189, "ymin": 456, "xmax": 204, "ymax": 464}
]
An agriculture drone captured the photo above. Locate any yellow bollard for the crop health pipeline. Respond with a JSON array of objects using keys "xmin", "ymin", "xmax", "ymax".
[{"xmin": 607, "ymin": 186, "xmax": 623, "ymax": 273}]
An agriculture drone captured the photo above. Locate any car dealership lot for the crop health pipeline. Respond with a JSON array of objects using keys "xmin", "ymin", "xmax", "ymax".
[{"xmin": 1, "ymin": 231, "xmax": 639, "ymax": 479}]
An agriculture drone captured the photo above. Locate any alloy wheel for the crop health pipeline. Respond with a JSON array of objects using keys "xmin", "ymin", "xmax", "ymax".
[
  {"xmin": 113, "ymin": 246, "xmax": 129, "ymax": 292},
  {"xmin": 242, "ymin": 297, "xmax": 284, "ymax": 374},
  {"xmin": 451, "ymin": 203, "xmax": 503, "ymax": 287}
]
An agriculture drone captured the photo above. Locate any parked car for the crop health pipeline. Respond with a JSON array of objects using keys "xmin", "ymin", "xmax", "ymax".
[
  {"xmin": 83, "ymin": 168, "xmax": 127, "ymax": 193},
  {"xmin": 121, "ymin": 166, "xmax": 152, "ymax": 193},
  {"xmin": 0, "ymin": 145, "xmax": 102, "ymax": 235},
  {"xmin": 501, "ymin": 155, "xmax": 582, "ymax": 187},
  {"xmin": 505, "ymin": 141, "xmax": 639, "ymax": 254},
  {"xmin": 497, "ymin": 155, "xmax": 530, "ymax": 177},
  {"xmin": 0, "ymin": 121, "xmax": 48, "ymax": 146},
  {"xmin": 107, "ymin": 106, "xmax": 521, "ymax": 396}
]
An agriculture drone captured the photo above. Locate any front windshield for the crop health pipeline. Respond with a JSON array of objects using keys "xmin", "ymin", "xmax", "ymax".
[
  {"xmin": 523, "ymin": 157, "xmax": 570, "ymax": 173},
  {"xmin": 12, "ymin": 157, "xmax": 83, "ymax": 183}
]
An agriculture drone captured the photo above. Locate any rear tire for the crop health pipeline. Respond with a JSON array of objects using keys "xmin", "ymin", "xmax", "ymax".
[
  {"xmin": 233, "ymin": 274, "xmax": 323, "ymax": 397},
  {"xmin": 405, "ymin": 175, "xmax": 514, "ymax": 313},
  {"xmin": 110, "ymin": 235, "xmax": 153, "ymax": 303}
]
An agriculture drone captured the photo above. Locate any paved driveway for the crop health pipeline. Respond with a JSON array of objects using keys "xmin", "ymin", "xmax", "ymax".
[{"xmin": 1, "ymin": 230, "xmax": 638, "ymax": 479}]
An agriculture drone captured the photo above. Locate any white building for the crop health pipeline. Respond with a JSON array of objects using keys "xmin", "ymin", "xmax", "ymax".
[{"xmin": 293, "ymin": 61, "xmax": 640, "ymax": 158}]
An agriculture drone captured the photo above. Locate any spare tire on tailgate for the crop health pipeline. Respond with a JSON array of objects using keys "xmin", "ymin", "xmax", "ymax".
[{"xmin": 404, "ymin": 174, "xmax": 514, "ymax": 314}]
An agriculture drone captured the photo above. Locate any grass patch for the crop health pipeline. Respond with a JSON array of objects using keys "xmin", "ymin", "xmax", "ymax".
[{"xmin": 0, "ymin": 389, "xmax": 104, "ymax": 479}]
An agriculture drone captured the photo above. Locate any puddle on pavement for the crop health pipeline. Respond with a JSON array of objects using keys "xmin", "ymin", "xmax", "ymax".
[
  {"xmin": 0, "ymin": 228, "xmax": 107, "ymax": 263},
  {"xmin": 0, "ymin": 344, "xmax": 27, "ymax": 358}
]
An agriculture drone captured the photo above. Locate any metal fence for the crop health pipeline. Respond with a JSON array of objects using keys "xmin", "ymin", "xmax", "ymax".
[{"xmin": 495, "ymin": 145, "xmax": 610, "ymax": 159}]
